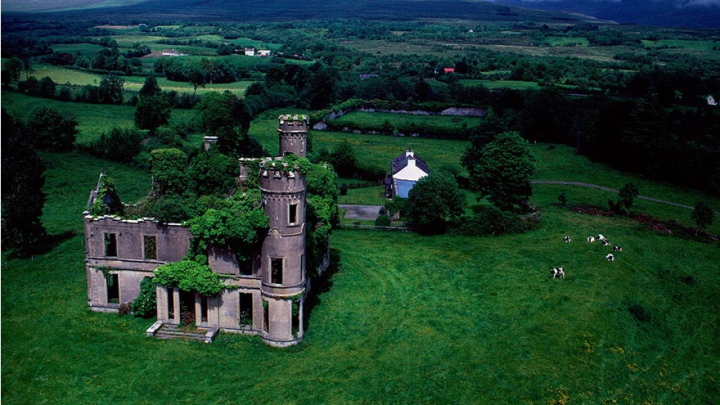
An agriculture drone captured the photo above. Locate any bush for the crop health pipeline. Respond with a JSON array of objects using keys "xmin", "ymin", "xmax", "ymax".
[
  {"xmin": 145, "ymin": 195, "xmax": 196, "ymax": 223},
  {"xmin": 375, "ymin": 215, "xmax": 392, "ymax": 227},
  {"xmin": 86, "ymin": 127, "xmax": 143, "ymax": 163},
  {"xmin": 457, "ymin": 205, "xmax": 539, "ymax": 237},
  {"xmin": 132, "ymin": 277, "xmax": 157, "ymax": 318}
]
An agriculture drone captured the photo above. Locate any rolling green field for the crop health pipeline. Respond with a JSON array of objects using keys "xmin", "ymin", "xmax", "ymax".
[
  {"xmin": 3, "ymin": 94, "xmax": 720, "ymax": 404},
  {"xmin": 1, "ymin": 91, "xmax": 196, "ymax": 143},
  {"xmin": 2, "ymin": 148, "xmax": 719, "ymax": 403},
  {"xmin": 460, "ymin": 79, "xmax": 541, "ymax": 90},
  {"xmin": 328, "ymin": 111, "xmax": 484, "ymax": 133},
  {"xmin": 641, "ymin": 39, "xmax": 720, "ymax": 50}
]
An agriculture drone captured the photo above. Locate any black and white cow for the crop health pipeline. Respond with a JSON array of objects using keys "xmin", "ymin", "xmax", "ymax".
[
  {"xmin": 587, "ymin": 236, "xmax": 595, "ymax": 243},
  {"xmin": 605, "ymin": 254, "xmax": 615, "ymax": 262},
  {"xmin": 563, "ymin": 236, "xmax": 572, "ymax": 242},
  {"xmin": 550, "ymin": 267, "xmax": 565, "ymax": 279},
  {"xmin": 597, "ymin": 234, "xmax": 607, "ymax": 242},
  {"xmin": 601, "ymin": 239, "xmax": 611, "ymax": 246},
  {"xmin": 612, "ymin": 245, "xmax": 623, "ymax": 252}
]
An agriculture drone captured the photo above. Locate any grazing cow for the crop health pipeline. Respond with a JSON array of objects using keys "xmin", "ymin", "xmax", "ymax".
[
  {"xmin": 606, "ymin": 254, "xmax": 615, "ymax": 262},
  {"xmin": 563, "ymin": 236, "xmax": 571, "ymax": 242},
  {"xmin": 612, "ymin": 245, "xmax": 622, "ymax": 252},
  {"xmin": 550, "ymin": 267, "xmax": 565, "ymax": 279},
  {"xmin": 597, "ymin": 234, "xmax": 607, "ymax": 241},
  {"xmin": 601, "ymin": 239, "xmax": 611, "ymax": 246},
  {"xmin": 587, "ymin": 237, "xmax": 595, "ymax": 243}
]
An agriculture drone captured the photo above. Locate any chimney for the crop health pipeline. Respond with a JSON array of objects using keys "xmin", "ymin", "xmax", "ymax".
[
  {"xmin": 406, "ymin": 149, "xmax": 414, "ymax": 157},
  {"xmin": 203, "ymin": 136, "xmax": 219, "ymax": 151}
]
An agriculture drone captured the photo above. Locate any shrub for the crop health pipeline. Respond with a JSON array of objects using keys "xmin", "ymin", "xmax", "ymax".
[
  {"xmin": 375, "ymin": 215, "xmax": 392, "ymax": 227},
  {"xmin": 457, "ymin": 205, "xmax": 539, "ymax": 237},
  {"xmin": 132, "ymin": 277, "xmax": 157, "ymax": 318},
  {"xmin": 153, "ymin": 260, "xmax": 222, "ymax": 297},
  {"xmin": 145, "ymin": 195, "xmax": 196, "ymax": 223},
  {"xmin": 86, "ymin": 127, "xmax": 143, "ymax": 163}
]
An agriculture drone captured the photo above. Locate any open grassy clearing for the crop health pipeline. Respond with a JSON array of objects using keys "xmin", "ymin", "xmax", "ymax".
[
  {"xmin": 329, "ymin": 111, "xmax": 484, "ymax": 131},
  {"xmin": 338, "ymin": 186, "xmax": 387, "ymax": 206},
  {"xmin": 1, "ymin": 91, "xmax": 195, "ymax": 143},
  {"xmin": 3, "ymin": 197, "xmax": 719, "ymax": 404},
  {"xmin": 544, "ymin": 36, "xmax": 590, "ymax": 47},
  {"xmin": 122, "ymin": 76, "xmax": 253, "ymax": 96},
  {"xmin": 30, "ymin": 65, "xmax": 103, "ymax": 86},
  {"xmin": 642, "ymin": 39, "xmax": 720, "ymax": 50},
  {"xmin": 339, "ymin": 39, "xmax": 469, "ymax": 57},
  {"xmin": 49, "ymin": 43, "xmax": 106, "ymax": 57},
  {"xmin": 3, "ymin": 98, "xmax": 720, "ymax": 403},
  {"xmin": 460, "ymin": 79, "xmax": 541, "ymax": 90}
]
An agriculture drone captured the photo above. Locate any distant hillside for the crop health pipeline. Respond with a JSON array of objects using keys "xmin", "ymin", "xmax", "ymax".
[
  {"xmin": 494, "ymin": 0, "xmax": 720, "ymax": 28},
  {"xmin": 1, "ymin": 0, "xmax": 597, "ymax": 25}
]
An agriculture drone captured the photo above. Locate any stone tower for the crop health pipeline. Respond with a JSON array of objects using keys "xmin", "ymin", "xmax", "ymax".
[
  {"xmin": 278, "ymin": 114, "xmax": 309, "ymax": 158},
  {"xmin": 258, "ymin": 115, "xmax": 309, "ymax": 347}
]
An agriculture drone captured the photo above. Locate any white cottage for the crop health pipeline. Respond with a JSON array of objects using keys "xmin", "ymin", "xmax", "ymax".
[{"xmin": 385, "ymin": 149, "xmax": 429, "ymax": 198}]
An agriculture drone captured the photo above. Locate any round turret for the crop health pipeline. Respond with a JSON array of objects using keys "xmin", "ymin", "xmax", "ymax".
[
  {"xmin": 258, "ymin": 158, "xmax": 307, "ymax": 346},
  {"xmin": 278, "ymin": 114, "xmax": 309, "ymax": 158}
]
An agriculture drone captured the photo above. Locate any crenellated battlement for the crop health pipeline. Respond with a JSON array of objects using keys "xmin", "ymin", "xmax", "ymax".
[
  {"xmin": 258, "ymin": 159, "xmax": 306, "ymax": 194},
  {"xmin": 277, "ymin": 114, "xmax": 310, "ymax": 134},
  {"xmin": 278, "ymin": 115, "xmax": 308, "ymax": 158}
]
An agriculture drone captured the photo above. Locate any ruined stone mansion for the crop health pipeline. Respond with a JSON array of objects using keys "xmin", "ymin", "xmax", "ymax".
[{"xmin": 84, "ymin": 115, "xmax": 321, "ymax": 347}]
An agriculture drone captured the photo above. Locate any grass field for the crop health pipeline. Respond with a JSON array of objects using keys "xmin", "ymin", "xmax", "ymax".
[
  {"xmin": 329, "ymin": 111, "xmax": 484, "ymax": 132},
  {"xmin": 2, "ymin": 164, "xmax": 719, "ymax": 403},
  {"xmin": 459, "ymin": 79, "xmax": 541, "ymax": 90},
  {"xmin": 642, "ymin": 39, "xmax": 720, "ymax": 50},
  {"xmin": 3, "ymin": 94, "xmax": 720, "ymax": 404},
  {"xmin": 1, "ymin": 91, "xmax": 196, "ymax": 143}
]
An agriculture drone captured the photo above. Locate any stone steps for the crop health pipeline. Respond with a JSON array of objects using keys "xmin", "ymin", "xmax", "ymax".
[{"xmin": 146, "ymin": 321, "xmax": 219, "ymax": 343}]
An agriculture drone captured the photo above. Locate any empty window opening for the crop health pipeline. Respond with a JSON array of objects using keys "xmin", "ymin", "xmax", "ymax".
[
  {"xmin": 271, "ymin": 258, "xmax": 283, "ymax": 284},
  {"xmin": 289, "ymin": 204, "xmax": 298, "ymax": 225},
  {"xmin": 292, "ymin": 299, "xmax": 301, "ymax": 337},
  {"xmin": 179, "ymin": 290, "xmax": 196, "ymax": 326},
  {"xmin": 239, "ymin": 258, "xmax": 253, "ymax": 276},
  {"xmin": 263, "ymin": 302, "xmax": 269, "ymax": 332},
  {"xmin": 239, "ymin": 293, "xmax": 253, "ymax": 326},
  {"xmin": 168, "ymin": 287, "xmax": 175, "ymax": 319},
  {"xmin": 104, "ymin": 233, "xmax": 117, "ymax": 257},
  {"xmin": 107, "ymin": 274, "xmax": 119, "ymax": 304},
  {"xmin": 200, "ymin": 296, "xmax": 208, "ymax": 324},
  {"xmin": 143, "ymin": 235, "xmax": 157, "ymax": 260}
]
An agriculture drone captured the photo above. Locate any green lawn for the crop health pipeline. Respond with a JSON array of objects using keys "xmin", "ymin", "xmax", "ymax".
[
  {"xmin": 1, "ymin": 91, "xmax": 196, "ymax": 143},
  {"xmin": 460, "ymin": 79, "xmax": 541, "ymax": 90},
  {"xmin": 3, "ymin": 203, "xmax": 719, "ymax": 404},
  {"xmin": 31, "ymin": 65, "xmax": 103, "ymax": 86},
  {"xmin": 642, "ymin": 39, "xmax": 720, "ymax": 50},
  {"xmin": 2, "ymin": 96, "xmax": 720, "ymax": 404},
  {"xmin": 329, "ymin": 111, "xmax": 483, "ymax": 133}
]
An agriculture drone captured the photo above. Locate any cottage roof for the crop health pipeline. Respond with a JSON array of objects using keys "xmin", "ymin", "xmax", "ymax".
[{"xmin": 391, "ymin": 149, "xmax": 429, "ymax": 176}]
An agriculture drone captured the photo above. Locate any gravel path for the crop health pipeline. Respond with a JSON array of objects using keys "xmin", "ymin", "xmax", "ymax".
[
  {"xmin": 532, "ymin": 180, "xmax": 720, "ymax": 214},
  {"xmin": 336, "ymin": 182, "xmax": 719, "ymax": 219},
  {"xmin": 339, "ymin": 204, "xmax": 383, "ymax": 220}
]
